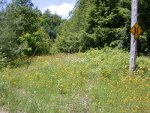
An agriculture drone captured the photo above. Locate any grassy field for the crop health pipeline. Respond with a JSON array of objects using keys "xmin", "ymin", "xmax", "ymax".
[{"xmin": 0, "ymin": 48, "xmax": 150, "ymax": 113}]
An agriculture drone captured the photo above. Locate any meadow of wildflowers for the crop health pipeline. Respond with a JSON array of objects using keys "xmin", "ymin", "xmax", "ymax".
[{"xmin": 0, "ymin": 48, "xmax": 150, "ymax": 113}]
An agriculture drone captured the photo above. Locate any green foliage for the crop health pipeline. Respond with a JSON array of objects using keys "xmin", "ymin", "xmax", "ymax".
[
  {"xmin": 6, "ymin": 1, "xmax": 40, "ymax": 37},
  {"xmin": 40, "ymin": 10, "xmax": 63, "ymax": 39},
  {"xmin": 0, "ymin": 49, "xmax": 7, "ymax": 68},
  {"xmin": 56, "ymin": 0, "xmax": 150, "ymax": 54},
  {"xmin": 0, "ymin": 0, "xmax": 63, "ymax": 67},
  {"xmin": 0, "ymin": 0, "xmax": 41, "ymax": 60},
  {"xmin": 53, "ymin": 31, "xmax": 94, "ymax": 53},
  {"xmin": 12, "ymin": 0, "xmax": 33, "ymax": 7},
  {"xmin": 138, "ymin": 0, "xmax": 150, "ymax": 54},
  {"xmin": 19, "ymin": 28, "xmax": 50, "ymax": 56},
  {"xmin": 1, "ymin": 0, "xmax": 150, "ymax": 69},
  {"xmin": 85, "ymin": 0, "xmax": 130, "ymax": 49},
  {"xmin": 57, "ymin": 0, "xmax": 131, "ymax": 53}
]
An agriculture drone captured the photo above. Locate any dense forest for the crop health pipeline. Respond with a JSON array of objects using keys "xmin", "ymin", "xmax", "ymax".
[{"xmin": 0, "ymin": 0, "xmax": 150, "ymax": 68}]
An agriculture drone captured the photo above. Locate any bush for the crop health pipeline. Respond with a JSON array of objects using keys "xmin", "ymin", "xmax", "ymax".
[
  {"xmin": 0, "ymin": 49, "xmax": 7, "ymax": 68},
  {"xmin": 90, "ymin": 27, "xmax": 128, "ymax": 49},
  {"xmin": 19, "ymin": 28, "xmax": 51, "ymax": 56},
  {"xmin": 52, "ymin": 31, "xmax": 94, "ymax": 53}
]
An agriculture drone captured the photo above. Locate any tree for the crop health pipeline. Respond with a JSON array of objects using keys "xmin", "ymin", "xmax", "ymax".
[
  {"xmin": 0, "ymin": 0, "xmax": 50, "ymax": 64},
  {"xmin": 12, "ymin": 0, "xmax": 34, "ymax": 7},
  {"xmin": 56, "ymin": 0, "xmax": 150, "ymax": 54},
  {"xmin": 56, "ymin": 0, "xmax": 131, "ymax": 53},
  {"xmin": 40, "ymin": 9, "xmax": 63, "ymax": 39},
  {"xmin": 138, "ymin": 0, "xmax": 150, "ymax": 54}
]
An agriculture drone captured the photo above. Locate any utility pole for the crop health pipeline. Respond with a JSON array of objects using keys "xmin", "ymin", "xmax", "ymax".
[{"xmin": 129, "ymin": 0, "xmax": 138, "ymax": 73}]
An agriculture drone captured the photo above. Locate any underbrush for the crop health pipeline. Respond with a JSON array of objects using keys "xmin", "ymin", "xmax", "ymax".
[{"xmin": 0, "ymin": 48, "xmax": 150, "ymax": 113}]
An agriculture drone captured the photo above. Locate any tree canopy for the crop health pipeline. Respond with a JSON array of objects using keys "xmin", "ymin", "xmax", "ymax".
[
  {"xmin": 55, "ymin": 0, "xmax": 150, "ymax": 54},
  {"xmin": 0, "ymin": 0, "xmax": 63, "ymax": 67}
]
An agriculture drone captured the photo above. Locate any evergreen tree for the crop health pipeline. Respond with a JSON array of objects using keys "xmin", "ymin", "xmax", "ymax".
[
  {"xmin": 56, "ymin": 0, "xmax": 150, "ymax": 54},
  {"xmin": 40, "ymin": 9, "xmax": 62, "ymax": 39}
]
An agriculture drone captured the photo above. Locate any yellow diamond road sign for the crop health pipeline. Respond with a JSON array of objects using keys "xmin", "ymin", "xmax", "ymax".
[{"xmin": 130, "ymin": 23, "xmax": 142, "ymax": 39}]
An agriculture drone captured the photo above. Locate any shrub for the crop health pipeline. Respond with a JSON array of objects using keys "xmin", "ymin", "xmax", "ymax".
[
  {"xmin": 53, "ymin": 31, "xmax": 94, "ymax": 53},
  {"xmin": 19, "ymin": 28, "xmax": 51, "ymax": 56},
  {"xmin": 0, "ymin": 50, "xmax": 7, "ymax": 68}
]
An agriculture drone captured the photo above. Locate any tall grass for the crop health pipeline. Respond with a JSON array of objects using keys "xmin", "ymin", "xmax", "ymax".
[{"xmin": 0, "ymin": 48, "xmax": 150, "ymax": 113}]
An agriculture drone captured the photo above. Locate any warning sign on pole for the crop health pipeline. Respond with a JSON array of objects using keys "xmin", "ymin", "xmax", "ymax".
[{"xmin": 130, "ymin": 23, "xmax": 142, "ymax": 39}]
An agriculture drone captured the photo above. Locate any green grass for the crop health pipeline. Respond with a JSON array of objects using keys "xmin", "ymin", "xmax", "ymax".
[{"xmin": 0, "ymin": 48, "xmax": 150, "ymax": 113}]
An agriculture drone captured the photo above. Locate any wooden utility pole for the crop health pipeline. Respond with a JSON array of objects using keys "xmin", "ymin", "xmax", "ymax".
[{"xmin": 129, "ymin": 0, "xmax": 138, "ymax": 72}]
